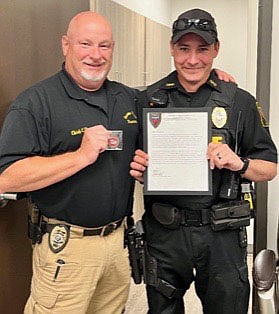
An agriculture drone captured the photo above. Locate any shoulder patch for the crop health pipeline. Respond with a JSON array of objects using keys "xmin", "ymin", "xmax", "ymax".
[{"xmin": 256, "ymin": 102, "xmax": 269, "ymax": 127}]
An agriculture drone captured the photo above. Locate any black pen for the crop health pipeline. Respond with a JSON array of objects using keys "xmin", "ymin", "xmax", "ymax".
[{"xmin": 53, "ymin": 259, "xmax": 65, "ymax": 282}]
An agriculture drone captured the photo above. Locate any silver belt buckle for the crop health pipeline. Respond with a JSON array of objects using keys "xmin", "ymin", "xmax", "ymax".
[{"xmin": 101, "ymin": 222, "xmax": 117, "ymax": 236}]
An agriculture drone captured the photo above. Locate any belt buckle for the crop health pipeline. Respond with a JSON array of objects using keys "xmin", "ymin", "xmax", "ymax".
[
  {"xmin": 185, "ymin": 211, "xmax": 202, "ymax": 227},
  {"xmin": 101, "ymin": 222, "xmax": 117, "ymax": 236}
]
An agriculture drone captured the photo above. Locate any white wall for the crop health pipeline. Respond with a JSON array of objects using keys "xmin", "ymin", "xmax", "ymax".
[
  {"xmin": 267, "ymin": 0, "xmax": 279, "ymax": 252},
  {"xmin": 112, "ymin": 0, "xmax": 172, "ymax": 26}
]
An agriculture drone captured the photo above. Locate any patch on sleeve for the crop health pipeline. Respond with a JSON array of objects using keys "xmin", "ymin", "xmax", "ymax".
[{"xmin": 256, "ymin": 102, "xmax": 269, "ymax": 127}]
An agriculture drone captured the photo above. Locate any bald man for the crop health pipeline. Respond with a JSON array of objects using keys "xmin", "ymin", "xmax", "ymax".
[{"xmin": 0, "ymin": 11, "xmax": 139, "ymax": 313}]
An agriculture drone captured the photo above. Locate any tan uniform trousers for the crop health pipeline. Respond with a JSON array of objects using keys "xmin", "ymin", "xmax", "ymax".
[{"xmin": 24, "ymin": 221, "xmax": 130, "ymax": 314}]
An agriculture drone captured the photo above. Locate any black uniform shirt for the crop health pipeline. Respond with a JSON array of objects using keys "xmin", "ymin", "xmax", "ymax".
[
  {"xmin": 0, "ymin": 64, "xmax": 139, "ymax": 227},
  {"xmin": 138, "ymin": 70, "xmax": 277, "ymax": 210}
]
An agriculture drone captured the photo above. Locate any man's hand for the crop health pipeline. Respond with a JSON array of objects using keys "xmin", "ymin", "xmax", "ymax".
[
  {"xmin": 207, "ymin": 142, "xmax": 243, "ymax": 171},
  {"xmin": 214, "ymin": 68, "xmax": 236, "ymax": 83},
  {"xmin": 130, "ymin": 149, "xmax": 149, "ymax": 183},
  {"xmin": 77, "ymin": 125, "xmax": 110, "ymax": 165}
]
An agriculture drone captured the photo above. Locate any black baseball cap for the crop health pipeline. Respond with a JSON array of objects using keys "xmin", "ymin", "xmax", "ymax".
[{"xmin": 171, "ymin": 8, "xmax": 218, "ymax": 44}]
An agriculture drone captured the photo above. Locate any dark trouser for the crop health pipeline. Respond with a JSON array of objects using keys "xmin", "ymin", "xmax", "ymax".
[{"xmin": 143, "ymin": 212, "xmax": 250, "ymax": 314}]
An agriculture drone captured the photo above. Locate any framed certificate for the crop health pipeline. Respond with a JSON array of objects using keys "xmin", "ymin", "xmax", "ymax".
[{"xmin": 143, "ymin": 107, "xmax": 212, "ymax": 195}]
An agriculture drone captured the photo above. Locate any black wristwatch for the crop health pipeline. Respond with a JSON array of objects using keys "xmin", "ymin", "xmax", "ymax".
[{"xmin": 237, "ymin": 157, "xmax": 250, "ymax": 174}]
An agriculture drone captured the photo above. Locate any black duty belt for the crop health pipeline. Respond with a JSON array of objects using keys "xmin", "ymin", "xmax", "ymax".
[
  {"xmin": 180, "ymin": 208, "xmax": 211, "ymax": 227},
  {"xmin": 151, "ymin": 202, "xmax": 211, "ymax": 228},
  {"xmin": 43, "ymin": 218, "xmax": 123, "ymax": 237}
]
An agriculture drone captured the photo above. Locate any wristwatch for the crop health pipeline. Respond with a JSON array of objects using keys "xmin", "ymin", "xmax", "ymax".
[{"xmin": 237, "ymin": 157, "xmax": 250, "ymax": 174}]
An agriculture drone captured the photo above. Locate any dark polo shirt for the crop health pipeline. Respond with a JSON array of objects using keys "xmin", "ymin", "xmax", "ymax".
[{"xmin": 0, "ymin": 65, "xmax": 139, "ymax": 227}]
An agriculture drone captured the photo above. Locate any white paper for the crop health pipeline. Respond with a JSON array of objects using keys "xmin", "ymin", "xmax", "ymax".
[{"xmin": 145, "ymin": 110, "xmax": 210, "ymax": 194}]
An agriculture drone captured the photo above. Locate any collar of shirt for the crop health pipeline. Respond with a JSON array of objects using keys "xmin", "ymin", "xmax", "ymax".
[
  {"xmin": 159, "ymin": 70, "xmax": 221, "ymax": 95},
  {"xmin": 58, "ymin": 63, "xmax": 123, "ymax": 114}
]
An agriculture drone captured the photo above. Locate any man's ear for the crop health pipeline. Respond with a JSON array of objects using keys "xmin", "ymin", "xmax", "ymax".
[
  {"xmin": 213, "ymin": 41, "xmax": 220, "ymax": 58},
  {"xmin": 61, "ymin": 35, "xmax": 69, "ymax": 57}
]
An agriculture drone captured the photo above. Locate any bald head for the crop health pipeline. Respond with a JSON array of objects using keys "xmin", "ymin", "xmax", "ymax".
[
  {"xmin": 62, "ymin": 11, "xmax": 115, "ymax": 91},
  {"xmin": 67, "ymin": 11, "xmax": 113, "ymax": 41}
]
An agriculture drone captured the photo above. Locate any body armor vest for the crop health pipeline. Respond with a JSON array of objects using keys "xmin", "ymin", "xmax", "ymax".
[
  {"xmin": 144, "ymin": 81, "xmax": 239, "ymax": 210},
  {"xmin": 147, "ymin": 80, "xmax": 237, "ymax": 147}
]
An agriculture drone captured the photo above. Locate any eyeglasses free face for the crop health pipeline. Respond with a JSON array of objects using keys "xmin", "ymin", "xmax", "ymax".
[{"xmin": 173, "ymin": 18, "xmax": 215, "ymax": 32}]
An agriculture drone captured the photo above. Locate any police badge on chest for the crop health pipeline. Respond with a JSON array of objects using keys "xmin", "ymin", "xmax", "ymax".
[{"xmin": 48, "ymin": 224, "xmax": 70, "ymax": 253}]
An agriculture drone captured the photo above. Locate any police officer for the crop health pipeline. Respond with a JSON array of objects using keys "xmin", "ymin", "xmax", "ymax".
[
  {"xmin": 0, "ymin": 12, "xmax": 138, "ymax": 313},
  {"xmin": 130, "ymin": 8, "xmax": 277, "ymax": 314}
]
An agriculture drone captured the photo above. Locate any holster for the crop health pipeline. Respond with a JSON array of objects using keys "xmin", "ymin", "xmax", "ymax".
[
  {"xmin": 152, "ymin": 203, "xmax": 181, "ymax": 229},
  {"xmin": 211, "ymin": 200, "xmax": 251, "ymax": 231},
  {"xmin": 27, "ymin": 203, "xmax": 44, "ymax": 244},
  {"xmin": 144, "ymin": 244, "xmax": 185, "ymax": 299},
  {"xmin": 125, "ymin": 220, "xmax": 145, "ymax": 284},
  {"xmin": 126, "ymin": 218, "xmax": 186, "ymax": 299},
  {"xmin": 28, "ymin": 216, "xmax": 44, "ymax": 244}
]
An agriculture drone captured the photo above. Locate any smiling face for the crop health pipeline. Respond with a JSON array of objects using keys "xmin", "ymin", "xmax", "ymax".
[
  {"xmin": 62, "ymin": 12, "xmax": 114, "ymax": 91},
  {"xmin": 171, "ymin": 33, "xmax": 219, "ymax": 92}
]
